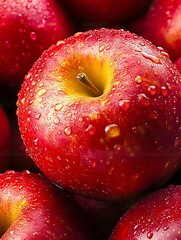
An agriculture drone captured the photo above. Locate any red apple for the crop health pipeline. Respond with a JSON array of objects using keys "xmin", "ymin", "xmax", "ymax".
[
  {"xmin": 0, "ymin": 170, "xmax": 96, "ymax": 239},
  {"xmin": 61, "ymin": 0, "xmax": 151, "ymax": 23},
  {"xmin": 0, "ymin": 0, "xmax": 74, "ymax": 89},
  {"xmin": 17, "ymin": 28, "xmax": 181, "ymax": 201},
  {"xmin": 110, "ymin": 185, "xmax": 181, "ymax": 240},
  {"xmin": 130, "ymin": 0, "xmax": 181, "ymax": 61},
  {"xmin": 0, "ymin": 105, "xmax": 11, "ymax": 172}
]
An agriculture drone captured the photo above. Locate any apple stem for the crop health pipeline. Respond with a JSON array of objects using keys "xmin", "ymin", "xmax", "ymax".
[{"xmin": 76, "ymin": 72, "xmax": 102, "ymax": 97}]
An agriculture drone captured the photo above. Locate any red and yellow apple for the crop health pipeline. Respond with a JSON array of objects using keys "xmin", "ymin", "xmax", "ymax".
[
  {"xmin": 110, "ymin": 185, "xmax": 181, "ymax": 240},
  {"xmin": 0, "ymin": 170, "xmax": 95, "ymax": 239},
  {"xmin": 17, "ymin": 28, "xmax": 181, "ymax": 201},
  {"xmin": 0, "ymin": 0, "xmax": 74, "ymax": 88}
]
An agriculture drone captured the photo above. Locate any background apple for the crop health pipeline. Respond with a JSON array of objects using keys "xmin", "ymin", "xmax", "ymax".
[
  {"xmin": 0, "ymin": 105, "xmax": 11, "ymax": 172},
  {"xmin": 0, "ymin": 170, "xmax": 96, "ymax": 239},
  {"xmin": 0, "ymin": 0, "xmax": 74, "ymax": 89},
  {"xmin": 110, "ymin": 185, "xmax": 181, "ymax": 240},
  {"xmin": 61, "ymin": 0, "xmax": 152, "ymax": 24},
  {"xmin": 130, "ymin": 0, "xmax": 181, "ymax": 61},
  {"xmin": 17, "ymin": 28, "xmax": 181, "ymax": 202}
]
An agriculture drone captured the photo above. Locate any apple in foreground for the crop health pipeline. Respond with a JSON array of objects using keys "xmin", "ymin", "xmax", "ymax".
[
  {"xmin": 0, "ymin": 170, "xmax": 95, "ymax": 239},
  {"xmin": 17, "ymin": 28, "xmax": 181, "ymax": 201},
  {"xmin": 62, "ymin": 0, "xmax": 151, "ymax": 23},
  {"xmin": 130, "ymin": 0, "xmax": 181, "ymax": 61},
  {"xmin": 110, "ymin": 185, "xmax": 181, "ymax": 240},
  {"xmin": 0, "ymin": 0, "xmax": 74, "ymax": 88},
  {"xmin": 0, "ymin": 105, "xmax": 11, "ymax": 172}
]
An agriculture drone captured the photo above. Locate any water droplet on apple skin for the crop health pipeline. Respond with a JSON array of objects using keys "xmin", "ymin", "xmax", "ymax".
[
  {"xmin": 147, "ymin": 231, "xmax": 153, "ymax": 239},
  {"xmin": 105, "ymin": 124, "xmax": 121, "ymax": 138},
  {"xmin": 118, "ymin": 99, "xmax": 131, "ymax": 111},
  {"xmin": 64, "ymin": 126, "xmax": 72, "ymax": 136},
  {"xmin": 30, "ymin": 31, "xmax": 37, "ymax": 41}
]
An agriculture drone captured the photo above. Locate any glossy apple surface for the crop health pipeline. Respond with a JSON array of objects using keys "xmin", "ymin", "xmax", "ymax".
[
  {"xmin": 130, "ymin": 0, "xmax": 181, "ymax": 61},
  {"xmin": 0, "ymin": 105, "xmax": 11, "ymax": 172},
  {"xmin": 17, "ymin": 28, "xmax": 181, "ymax": 201},
  {"xmin": 62, "ymin": 0, "xmax": 151, "ymax": 23},
  {"xmin": 110, "ymin": 185, "xmax": 181, "ymax": 240},
  {"xmin": 0, "ymin": 170, "xmax": 95, "ymax": 239},
  {"xmin": 0, "ymin": 0, "xmax": 74, "ymax": 88}
]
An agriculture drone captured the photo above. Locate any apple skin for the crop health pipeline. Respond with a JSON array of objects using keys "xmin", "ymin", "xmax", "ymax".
[
  {"xmin": 17, "ymin": 28, "xmax": 181, "ymax": 201},
  {"xmin": 110, "ymin": 185, "xmax": 181, "ymax": 240},
  {"xmin": 130, "ymin": 0, "xmax": 181, "ymax": 61},
  {"xmin": 0, "ymin": 170, "xmax": 96, "ymax": 239},
  {"xmin": 61, "ymin": 0, "xmax": 151, "ymax": 23},
  {"xmin": 0, "ymin": 0, "xmax": 74, "ymax": 89},
  {"xmin": 0, "ymin": 105, "xmax": 11, "ymax": 172}
]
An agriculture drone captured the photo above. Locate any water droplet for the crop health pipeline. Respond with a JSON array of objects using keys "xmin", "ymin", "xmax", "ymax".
[
  {"xmin": 137, "ymin": 93, "xmax": 150, "ymax": 106},
  {"xmin": 56, "ymin": 40, "xmax": 65, "ymax": 46},
  {"xmin": 35, "ymin": 113, "xmax": 41, "ymax": 120},
  {"xmin": 38, "ymin": 82, "xmax": 44, "ymax": 88},
  {"xmin": 148, "ymin": 85, "xmax": 157, "ymax": 95},
  {"xmin": 33, "ymin": 138, "xmax": 39, "ymax": 145},
  {"xmin": 174, "ymin": 137, "xmax": 180, "ymax": 148},
  {"xmin": 134, "ymin": 224, "xmax": 140, "ymax": 230},
  {"xmin": 157, "ymin": 46, "xmax": 170, "ymax": 58},
  {"xmin": 64, "ymin": 126, "xmax": 72, "ymax": 136},
  {"xmin": 141, "ymin": 51, "xmax": 160, "ymax": 64},
  {"xmin": 163, "ymin": 225, "xmax": 169, "ymax": 231},
  {"xmin": 105, "ymin": 124, "xmax": 121, "ymax": 138},
  {"xmin": 161, "ymin": 86, "xmax": 168, "ymax": 96},
  {"xmin": 54, "ymin": 117, "xmax": 60, "ymax": 125},
  {"xmin": 25, "ymin": 72, "xmax": 32, "ymax": 80},
  {"xmin": 147, "ymin": 231, "xmax": 153, "ymax": 239},
  {"xmin": 173, "ymin": 96, "xmax": 177, "ymax": 104},
  {"xmin": 21, "ymin": 98, "xmax": 25, "ymax": 104},
  {"xmin": 30, "ymin": 31, "xmax": 37, "ymax": 41},
  {"xmin": 85, "ymin": 124, "xmax": 96, "ymax": 135},
  {"xmin": 38, "ymin": 89, "xmax": 47, "ymax": 96},
  {"xmin": 135, "ymin": 76, "xmax": 142, "ymax": 84},
  {"xmin": 66, "ymin": 112, "xmax": 72, "ymax": 118},
  {"xmin": 38, "ymin": 97, "xmax": 43, "ymax": 103},
  {"xmin": 113, "ymin": 144, "xmax": 121, "ymax": 151},
  {"xmin": 119, "ymin": 99, "xmax": 131, "ymax": 111},
  {"xmin": 106, "ymin": 44, "xmax": 111, "ymax": 50},
  {"xmin": 141, "ymin": 228, "xmax": 147, "ymax": 233},
  {"xmin": 54, "ymin": 103, "xmax": 63, "ymax": 111},
  {"xmin": 155, "ymin": 226, "xmax": 160, "ymax": 232},
  {"xmin": 99, "ymin": 44, "xmax": 105, "ymax": 52}
]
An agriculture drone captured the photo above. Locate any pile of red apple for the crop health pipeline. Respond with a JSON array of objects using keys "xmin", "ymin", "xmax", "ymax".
[{"xmin": 0, "ymin": 0, "xmax": 181, "ymax": 239}]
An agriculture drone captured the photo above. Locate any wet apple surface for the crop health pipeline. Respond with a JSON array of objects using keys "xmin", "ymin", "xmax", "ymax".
[
  {"xmin": 110, "ymin": 185, "xmax": 181, "ymax": 240},
  {"xmin": 0, "ymin": 171, "xmax": 95, "ymax": 239},
  {"xmin": 17, "ymin": 28, "xmax": 181, "ymax": 202}
]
